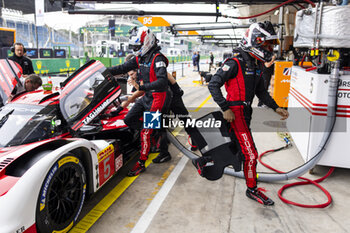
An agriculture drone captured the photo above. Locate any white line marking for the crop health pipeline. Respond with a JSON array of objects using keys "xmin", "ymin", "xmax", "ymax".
[{"xmin": 130, "ymin": 156, "xmax": 189, "ymax": 233}]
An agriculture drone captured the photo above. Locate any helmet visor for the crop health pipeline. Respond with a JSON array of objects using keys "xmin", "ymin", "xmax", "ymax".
[{"xmin": 129, "ymin": 44, "xmax": 142, "ymax": 52}]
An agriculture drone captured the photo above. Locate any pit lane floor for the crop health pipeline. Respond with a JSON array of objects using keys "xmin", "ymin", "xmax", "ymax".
[{"xmin": 68, "ymin": 64, "xmax": 350, "ymax": 233}]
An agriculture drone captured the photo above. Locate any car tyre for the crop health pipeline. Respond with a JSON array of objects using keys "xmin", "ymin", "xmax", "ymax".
[{"xmin": 36, "ymin": 153, "xmax": 86, "ymax": 233}]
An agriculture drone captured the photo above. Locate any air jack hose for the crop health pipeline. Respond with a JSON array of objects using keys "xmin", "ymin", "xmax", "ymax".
[{"xmin": 258, "ymin": 139, "xmax": 334, "ymax": 208}]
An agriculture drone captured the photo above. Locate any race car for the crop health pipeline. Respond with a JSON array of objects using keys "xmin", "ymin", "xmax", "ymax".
[{"xmin": 0, "ymin": 60, "xmax": 140, "ymax": 233}]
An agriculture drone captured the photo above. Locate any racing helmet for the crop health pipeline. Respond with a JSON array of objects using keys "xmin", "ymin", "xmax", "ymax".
[
  {"xmin": 240, "ymin": 21, "xmax": 279, "ymax": 62},
  {"xmin": 128, "ymin": 26, "xmax": 157, "ymax": 57}
]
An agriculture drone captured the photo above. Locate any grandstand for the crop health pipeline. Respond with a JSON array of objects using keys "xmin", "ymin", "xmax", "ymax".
[{"xmin": 0, "ymin": 8, "xmax": 81, "ymax": 57}]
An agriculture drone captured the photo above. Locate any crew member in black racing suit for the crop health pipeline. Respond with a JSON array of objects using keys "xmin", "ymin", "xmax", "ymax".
[
  {"xmin": 108, "ymin": 26, "xmax": 171, "ymax": 176},
  {"xmin": 207, "ymin": 21, "xmax": 289, "ymax": 205},
  {"xmin": 120, "ymin": 55, "xmax": 197, "ymax": 164}
]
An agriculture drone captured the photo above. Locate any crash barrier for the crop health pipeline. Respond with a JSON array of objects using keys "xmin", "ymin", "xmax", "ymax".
[{"xmin": 31, "ymin": 55, "xmax": 207, "ymax": 75}]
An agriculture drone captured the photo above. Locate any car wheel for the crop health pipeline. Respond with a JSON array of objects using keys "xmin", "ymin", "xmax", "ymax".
[{"xmin": 36, "ymin": 153, "xmax": 86, "ymax": 233}]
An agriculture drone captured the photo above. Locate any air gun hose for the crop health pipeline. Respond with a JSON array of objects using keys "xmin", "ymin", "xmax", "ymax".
[{"xmin": 258, "ymin": 138, "xmax": 334, "ymax": 208}]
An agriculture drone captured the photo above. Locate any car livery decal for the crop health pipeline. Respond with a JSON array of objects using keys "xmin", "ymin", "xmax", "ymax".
[
  {"xmin": 98, "ymin": 144, "xmax": 115, "ymax": 186},
  {"xmin": 115, "ymin": 154, "xmax": 123, "ymax": 172},
  {"xmin": 0, "ymin": 60, "xmax": 19, "ymax": 102},
  {"xmin": 71, "ymin": 86, "xmax": 121, "ymax": 131},
  {"xmin": 82, "ymin": 99, "xmax": 110, "ymax": 125},
  {"xmin": 74, "ymin": 184, "xmax": 86, "ymax": 222},
  {"xmin": 58, "ymin": 156, "xmax": 79, "ymax": 167},
  {"xmin": 40, "ymin": 157, "xmax": 80, "ymax": 211},
  {"xmin": 98, "ymin": 144, "xmax": 114, "ymax": 162},
  {"xmin": 39, "ymin": 164, "xmax": 58, "ymax": 211}
]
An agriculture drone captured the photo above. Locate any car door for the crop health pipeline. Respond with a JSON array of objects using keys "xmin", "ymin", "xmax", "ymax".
[
  {"xmin": 0, "ymin": 59, "xmax": 22, "ymax": 106},
  {"xmin": 59, "ymin": 60, "xmax": 121, "ymax": 132}
]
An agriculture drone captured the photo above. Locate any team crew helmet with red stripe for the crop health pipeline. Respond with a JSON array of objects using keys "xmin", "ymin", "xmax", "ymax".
[
  {"xmin": 128, "ymin": 26, "xmax": 157, "ymax": 57},
  {"xmin": 240, "ymin": 21, "xmax": 279, "ymax": 62}
]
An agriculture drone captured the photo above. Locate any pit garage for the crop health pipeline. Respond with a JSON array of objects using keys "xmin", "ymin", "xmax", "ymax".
[{"xmin": 0, "ymin": 1, "xmax": 350, "ymax": 233}]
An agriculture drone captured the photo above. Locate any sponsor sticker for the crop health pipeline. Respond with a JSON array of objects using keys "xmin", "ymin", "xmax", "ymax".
[
  {"xmin": 82, "ymin": 99, "xmax": 110, "ymax": 125},
  {"xmin": 155, "ymin": 61, "xmax": 166, "ymax": 68},
  {"xmin": 283, "ymin": 68, "xmax": 291, "ymax": 76},
  {"xmin": 115, "ymin": 154, "xmax": 123, "ymax": 172},
  {"xmin": 222, "ymin": 64, "xmax": 230, "ymax": 72},
  {"xmin": 58, "ymin": 156, "xmax": 79, "ymax": 167},
  {"xmin": 40, "ymin": 164, "xmax": 58, "ymax": 211},
  {"xmin": 97, "ymin": 144, "xmax": 114, "ymax": 162}
]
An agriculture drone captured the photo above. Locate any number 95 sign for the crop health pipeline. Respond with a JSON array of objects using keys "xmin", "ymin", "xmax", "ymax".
[
  {"xmin": 138, "ymin": 17, "xmax": 170, "ymax": 27},
  {"xmin": 143, "ymin": 17, "xmax": 153, "ymax": 25}
]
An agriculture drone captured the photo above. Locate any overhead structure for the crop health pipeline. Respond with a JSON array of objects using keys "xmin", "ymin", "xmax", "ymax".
[
  {"xmin": 172, "ymin": 22, "xmax": 236, "ymax": 26},
  {"xmin": 204, "ymin": 42, "xmax": 239, "ymax": 47},
  {"xmin": 172, "ymin": 24, "xmax": 250, "ymax": 33},
  {"xmin": 68, "ymin": 9, "xmax": 222, "ymax": 17},
  {"xmin": 201, "ymin": 37, "xmax": 241, "ymax": 41},
  {"xmin": 1, "ymin": 0, "xmax": 61, "ymax": 14},
  {"xmin": 56, "ymin": 0, "xmax": 317, "ymax": 5},
  {"xmin": 175, "ymin": 34, "xmax": 235, "ymax": 37}
]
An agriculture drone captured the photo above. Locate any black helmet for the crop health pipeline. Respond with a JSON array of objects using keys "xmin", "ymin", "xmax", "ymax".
[{"xmin": 240, "ymin": 21, "xmax": 279, "ymax": 62}]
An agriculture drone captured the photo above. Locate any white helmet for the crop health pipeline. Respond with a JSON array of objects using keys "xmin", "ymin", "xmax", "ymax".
[
  {"xmin": 128, "ymin": 26, "xmax": 157, "ymax": 57},
  {"xmin": 240, "ymin": 21, "xmax": 279, "ymax": 62}
]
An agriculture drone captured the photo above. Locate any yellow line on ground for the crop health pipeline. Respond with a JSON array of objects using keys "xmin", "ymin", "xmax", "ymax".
[
  {"xmin": 69, "ymin": 126, "xmax": 183, "ymax": 233},
  {"xmin": 189, "ymin": 94, "xmax": 212, "ymax": 112},
  {"xmin": 176, "ymin": 76, "xmax": 187, "ymax": 82},
  {"xmin": 171, "ymin": 126, "xmax": 183, "ymax": 137},
  {"xmin": 147, "ymin": 164, "xmax": 174, "ymax": 201}
]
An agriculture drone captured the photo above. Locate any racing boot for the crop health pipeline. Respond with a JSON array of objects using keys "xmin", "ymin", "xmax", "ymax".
[
  {"xmin": 127, "ymin": 160, "xmax": 146, "ymax": 177},
  {"xmin": 246, "ymin": 187, "xmax": 274, "ymax": 206},
  {"xmin": 152, "ymin": 152, "xmax": 171, "ymax": 163},
  {"xmin": 191, "ymin": 156, "xmax": 214, "ymax": 176},
  {"xmin": 150, "ymin": 145, "xmax": 161, "ymax": 153},
  {"xmin": 190, "ymin": 145, "xmax": 198, "ymax": 151}
]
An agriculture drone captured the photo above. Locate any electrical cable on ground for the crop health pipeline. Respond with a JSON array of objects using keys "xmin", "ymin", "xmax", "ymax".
[{"xmin": 258, "ymin": 137, "xmax": 334, "ymax": 208}]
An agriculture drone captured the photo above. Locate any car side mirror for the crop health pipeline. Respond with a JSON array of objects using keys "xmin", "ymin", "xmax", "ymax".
[{"xmin": 78, "ymin": 124, "xmax": 102, "ymax": 135}]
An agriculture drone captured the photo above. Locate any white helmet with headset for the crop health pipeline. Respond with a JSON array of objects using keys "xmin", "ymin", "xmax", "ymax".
[
  {"xmin": 128, "ymin": 26, "xmax": 157, "ymax": 57},
  {"xmin": 240, "ymin": 21, "xmax": 279, "ymax": 62}
]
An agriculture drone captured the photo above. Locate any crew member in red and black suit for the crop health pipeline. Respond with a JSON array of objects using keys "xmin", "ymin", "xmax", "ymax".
[
  {"xmin": 208, "ymin": 21, "xmax": 289, "ymax": 205},
  {"xmin": 108, "ymin": 26, "xmax": 171, "ymax": 176}
]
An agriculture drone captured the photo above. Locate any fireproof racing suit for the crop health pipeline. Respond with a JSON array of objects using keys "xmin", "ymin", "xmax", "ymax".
[
  {"xmin": 108, "ymin": 46, "xmax": 171, "ymax": 161},
  {"xmin": 208, "ymin": 48, "xmax": 279, "ymax": 188}
]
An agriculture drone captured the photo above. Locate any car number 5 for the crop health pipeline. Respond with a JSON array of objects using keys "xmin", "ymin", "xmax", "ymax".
[{"xmin": 103, "ymin": 157, "xmax": 111, "ymax": 179}]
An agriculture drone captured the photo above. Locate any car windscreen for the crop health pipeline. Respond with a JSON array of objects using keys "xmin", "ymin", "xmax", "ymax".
[
  {"xmin": 0, "ymin": 104, "xmax": 58, "ymax": 147},
  {"xmin": 62, "ymin": 71, "xmax": 105, "ymax": 120}
]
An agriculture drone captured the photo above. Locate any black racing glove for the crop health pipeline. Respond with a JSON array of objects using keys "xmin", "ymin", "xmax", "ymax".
[
  {"xmin": 170, "ymin": 82, "xmax": 184, "ymax": 97},
  {"xmin": 110, "ymin": 106, "xmax": 124, "ymax": 117}
]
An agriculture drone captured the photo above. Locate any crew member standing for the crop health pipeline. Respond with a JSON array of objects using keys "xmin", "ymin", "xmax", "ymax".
[
  {"xmin": 209, "ymin": 52, "xmax": 215, "ymax": 71},
  {"xmin": 8, "ymin": 42, "xmax": 34, "ymax": 76},
  {"xmin": 108, "ymin": 26, "xmax": 171, "ymax": 176},
  {"xmin": 208, "ymin": 21, "xmax": 289, "ymax": 205}
]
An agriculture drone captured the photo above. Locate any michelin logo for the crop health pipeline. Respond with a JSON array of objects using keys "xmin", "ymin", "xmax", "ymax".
[{"xmin": 143, "ymin": 110, "xmax": 162, "ymax": 129}]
